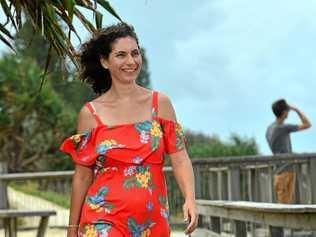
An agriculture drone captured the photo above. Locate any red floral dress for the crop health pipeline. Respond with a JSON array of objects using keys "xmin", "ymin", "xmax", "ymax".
[{"xmin": 60, "ymin": 91, "xmax": 185, "ymax": 237}]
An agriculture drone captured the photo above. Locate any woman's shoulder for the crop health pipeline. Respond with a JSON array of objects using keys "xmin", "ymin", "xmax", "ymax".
[
  {"xmin": 77, "ymin": 103, "xmax": 97, "ymax": 132},
  {"xmin": 156, "ymin": 91, "xmax": 176, "ymax": 121}
]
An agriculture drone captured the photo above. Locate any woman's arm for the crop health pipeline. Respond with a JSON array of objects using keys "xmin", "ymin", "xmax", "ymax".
[
  {"xmin": 68, "ymin": 165, "xmax": 94, "ymax": 236},
  {"xmin": 158, "ymin": 93, "xmax": 198, "ymax": 234},
  {"xmin": 67, "ymin": 106, "xmax": 96, "ymax": 237},
  {"xmin": 170, "ymin": 150, "xmax": 198, "ymax": 235}
]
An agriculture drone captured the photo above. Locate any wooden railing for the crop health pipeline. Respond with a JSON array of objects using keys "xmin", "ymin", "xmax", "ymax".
[
  {"xmin": 192, "ymin": 153, "xmax": 316, "ymax": 203},
  {"xmin": 1, "ymin": 153, "xmax": 316, "ymax": 232},
  {"xmin": 191, "ymin": 153, "xmax": 316, "ymax": 236},
  {"xmin": 0, "ymin": 165, "xmax": 184, "ymax": 227}
]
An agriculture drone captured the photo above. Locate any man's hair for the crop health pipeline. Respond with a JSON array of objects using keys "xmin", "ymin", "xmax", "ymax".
[{"xmin": 272, "ymin": 99, "xmax": 289, "ymax": 118}]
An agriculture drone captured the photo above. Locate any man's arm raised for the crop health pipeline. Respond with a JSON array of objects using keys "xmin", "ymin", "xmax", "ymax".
[{"xmin": 289, "ymin": 105, "xmax": 312, "ymax": 131}]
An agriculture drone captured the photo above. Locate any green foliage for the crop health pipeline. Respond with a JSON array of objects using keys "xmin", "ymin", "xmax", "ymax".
[
  {"xmin": 185, "ymin": 130, "xmax": 259, "ymax": 158},
  {"xmin": 0, "ymin": 54, "xmax": 76, "ymax": 171},
  {"xmin": 0, "ymin": 17, "xmax": 153, "ymax": 172},
  {"xmin": 0, "ymin": 0, "xmax": 121, "ymax": 68},
  {"xmin": 14, "ymin": 19, "xmax": 94, "ymax": 111}
]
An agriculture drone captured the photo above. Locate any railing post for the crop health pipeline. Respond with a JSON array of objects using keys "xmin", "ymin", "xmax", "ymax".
[
  {"xmin": 208, "ymin": 171, "xmax": 217, "ymax": 200},
  {"xmin": 309, "ymin": 159, "xmax": 316, "ymax": 204},
  {"xmin": 228, "ymin": 166, "xmax": 246, "ymax": 237},
  {"xmin": 0, "ymin": 161, "xmax": 9, "ymax": 228},
  {"xmin": 294, "ymin": 164, "xmax": 301, "ymax": 204},
  {"xmin": 193, "ymin": 164, "xmax": 202, "ymax": 199},
  {"xmin": 0, "ymin": 161, "xmax": 9, "ymax": 209},
  {"xmin": 209, "ymin": 170, "xmax": 221, "ymax": 234}
]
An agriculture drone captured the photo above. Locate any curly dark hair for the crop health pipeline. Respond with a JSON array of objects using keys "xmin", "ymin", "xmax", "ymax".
[
  {"xmin": 272, "ymin": 99, "xmax": 289, "ymax": 118},
  {"xmin": 78, "ymin": 22, "xmax": 140, "ymax": 94}
]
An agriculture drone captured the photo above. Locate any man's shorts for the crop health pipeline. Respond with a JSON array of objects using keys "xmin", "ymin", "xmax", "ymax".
[{"xmin": 274, "ymin": 171, "xmax": 296, "ymax": 204}]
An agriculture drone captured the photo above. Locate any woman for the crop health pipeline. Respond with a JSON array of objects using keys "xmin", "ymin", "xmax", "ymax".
[{"xmin": 60, "ymin": 23, "xmax": 198, "ymax": 237}]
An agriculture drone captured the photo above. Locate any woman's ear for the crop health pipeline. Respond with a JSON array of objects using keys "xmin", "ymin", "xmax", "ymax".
[{"xmin": 100, "ymin": 56, "xmax": 109, "ymax": 69}]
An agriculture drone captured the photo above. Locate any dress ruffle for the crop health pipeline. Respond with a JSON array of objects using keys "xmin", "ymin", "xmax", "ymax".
[
  {"xmin": 60, "ymin": 118, "xmax": 186, "ymax": 166},
  {"xmin": 159, "ymin": 118, "xmax": 186, "ymax": 154},
  {"xmin": 60, "ymin": 130, "xmax": 99, "ymax": 166}
]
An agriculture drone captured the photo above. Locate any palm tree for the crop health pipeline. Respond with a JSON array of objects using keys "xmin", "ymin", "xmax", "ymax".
[{"xmin": 0, "ymin": 0, "xmax": 122, "ymax": 68}]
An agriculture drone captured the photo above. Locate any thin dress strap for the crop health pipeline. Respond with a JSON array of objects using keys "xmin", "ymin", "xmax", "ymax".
[
  {"xmin": 151, "ymin": 91, "xmax": 158, "ymax": 119},
  {"xmin": 85, "ymin": 102, "xmax": 104, "ymax": 126}
]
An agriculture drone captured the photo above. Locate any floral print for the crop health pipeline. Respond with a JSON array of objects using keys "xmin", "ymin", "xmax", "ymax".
[
  {"xmin": 158, "ymin": 195, "xmax": 170, "ymax": 220},
  {"xmin": 132, "ymin": 156, "xmax": 143, "ymax": 164},
  {"xmin": 86, "ymin": 187, "xmax": 114, "ymax": 213},
  {"xmin": 146, "ymin": 201, "xmax": 154, "ymax": 211},
  {"xmin": 150, "ymin": 120, "xmax": 163, "ymax": 150},
  {"xmin": 175, "ymin": 123, "xmax": 185, "ymax": 150},
  {"xmin": 70, "ymin": 131, "xmax": 90, "ymax": 151},
  {"xmin": 134, "ymin": 120, "xmax": 163, "ymax": 151},
  {"xmin": 59, "ymin": 91, "xmax": 186, "ymax": 236},
  {"xmin": 95, "ymin": 156, "xmax": 106, "ymax": 173},
  {"xmin": 135, "ymin": 121, "xmax": 152, "ymax": 144},
  {"xmin": 80, "ymin": 223, "xmax": 112, "ymax": 237},
  {"xmin": 128, "ymin": 217, "xmax": 155, "ymax": 237},
  {"xmin": 123, "ymin": 166, "xmax": 154, "ymax": 191},
  {"xmin": 96, "ymin": 139, "xmax": 125, "ymax": 155}
]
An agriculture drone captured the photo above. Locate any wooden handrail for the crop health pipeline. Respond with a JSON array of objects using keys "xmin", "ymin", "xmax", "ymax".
[
  {"xmin": 0, "ymin": 167, "xmax": 173, "ymax": 181},
  {"xmin": 192, "ymin": 152, "xmax": 316, "ymax": 165}
]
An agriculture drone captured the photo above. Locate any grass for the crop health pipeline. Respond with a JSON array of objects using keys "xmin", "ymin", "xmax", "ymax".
[{"xmin": 10, "ymin": 181, "xmax": 70, "ymax": 209}]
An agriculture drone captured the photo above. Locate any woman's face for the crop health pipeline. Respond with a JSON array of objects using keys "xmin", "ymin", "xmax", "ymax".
[{"xmin": 101, "ymin": 36, "xmax": 142, "ymax": 84}]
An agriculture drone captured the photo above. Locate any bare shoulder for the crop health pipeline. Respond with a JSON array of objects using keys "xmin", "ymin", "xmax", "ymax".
[
  {"xmin": 77, "ymin": 104, "xmax": 96, "ymax": 132},
  {"xmin": 157, "ymin": 92, "xmax": 177, "ymax": 121}
]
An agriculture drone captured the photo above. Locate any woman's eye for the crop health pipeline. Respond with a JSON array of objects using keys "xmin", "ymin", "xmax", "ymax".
[
  {"xmin": 132, "ymin": 51, "xmax": 140, "ymax": 57},
  {"xmin": 116, "ymin": 54, "xmax": 125, "ymax": 58}
]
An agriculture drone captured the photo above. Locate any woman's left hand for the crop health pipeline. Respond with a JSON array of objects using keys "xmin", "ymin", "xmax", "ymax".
[{"xmin": 183, "ymin": 199, "xmax": 198, "ymax": 235}]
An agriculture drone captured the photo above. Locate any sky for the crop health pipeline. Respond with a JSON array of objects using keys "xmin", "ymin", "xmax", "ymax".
[{"xmin": 1, "ymin": 0, "xmax": 316, "ymax": 154}]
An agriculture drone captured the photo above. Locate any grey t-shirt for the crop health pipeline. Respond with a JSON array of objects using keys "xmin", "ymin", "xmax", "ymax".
[{"xmin": 266, "ymin": 122, "xmax": 299, "ymax": 173}]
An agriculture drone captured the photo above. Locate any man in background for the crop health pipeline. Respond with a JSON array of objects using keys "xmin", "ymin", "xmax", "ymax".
[{"xmin": 266, "ymin": 99, "xmax": 311, "ymax": 236}]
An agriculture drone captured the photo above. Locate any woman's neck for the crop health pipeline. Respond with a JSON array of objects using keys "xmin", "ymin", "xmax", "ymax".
[{"xmin": 106, "ymin": 81, "xmax": 141, "ymax": 101}]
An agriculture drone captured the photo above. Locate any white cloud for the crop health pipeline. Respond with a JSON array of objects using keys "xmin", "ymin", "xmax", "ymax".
[{"xmin": 169, "ymin": 0, "xmax": 316, "ymax": 153}]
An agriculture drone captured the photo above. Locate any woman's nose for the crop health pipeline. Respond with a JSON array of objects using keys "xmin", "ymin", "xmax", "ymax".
[{"xmin": 126, "ymin": 54, "xmax": 136, "ymax": 64}]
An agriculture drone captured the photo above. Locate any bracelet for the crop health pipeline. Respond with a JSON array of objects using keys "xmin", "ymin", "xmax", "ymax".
[{"xmin": 68, "ymin": 224, "xmax": 79, "ymax": 228}]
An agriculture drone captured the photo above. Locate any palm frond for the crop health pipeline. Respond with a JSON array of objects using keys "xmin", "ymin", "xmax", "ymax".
[{"xmin": 0, "ymin": 0, "xmax": 122, "ymax": 70}]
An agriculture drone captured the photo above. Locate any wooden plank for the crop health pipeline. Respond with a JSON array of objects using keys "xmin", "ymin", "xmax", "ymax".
[
  {"xmin": 0, "ymin": 167, "xmax": 173, "ymax": 181},
  {"xmin": 228, "ymin": 167, "xmax": 246, "ymax": 237},
  {"xmin": 209, "ymin": 167, "xmax": 228, "ymax": 172},
  {"xmin": 0, "ymin": 171, "xmax": 74, "ymax": 181},
  {"xmin": 0, "ymin": 161, "xmax": 8, "ymax": 209},
  {"xmin": 228, "ymin": 167, "xmax": 241, "ymax": 201},
  {"xmin": 268, "ymin": 166, "xmax": 273, "ymax": 202},
  {"xmin": 254, "ymin": 168, "xmax": 261, "ymax": 202},
  {"xmin": 247, "ymin": 170, "xmax": 257, "ymax": 236},
  {"xmin": 208, "ymin": 172, "xmax": 217, "ymax": 200},
  {"xmin": 4, "ymin": 218, "xmax": 9, "ymax": 237},
  {"xmin": 217, "ymin": 171, "xmax": 223, "ymax": 200},
  {"xmin": 0, "ymin": 209, "xmax": 56, "ymax": 218},
  {"xmin": 197, "ymin": 200, "xmax": 316, "ymax": 213},
  {"xmin": 247, "ymin": 170, "xmax": 254, "ymax": 201},
  {"xmin": 294, "ymin": 164, "xmax": 301, "ymax": 203},
  {"xmin": 309, "ymin": 159, "xmax": 316, "ymax": 203},
  {"xmin": 243, "ymin": 164, "xmax": 269, "ymax": 170},
  {"xmin": 9, "ymin": 218, "xmax": 17, "ymax": 237},
  {"xmin": 192, "ymin": 153, "xmax": 316, "ymax": 165},
  {"xmin": 196, "ymin": 200, "xmax": 316, "ymax": 230},
  {"xmin": 302, "ymin": 163, "xmax": 312, "ymax": 204},
  {"xmin": 194, "ymin": 165, "xmax": 202, "ymax": 199},
  {"xmin": 37, "ymin": 216, "xmax": 49, "ymax": 237}
]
